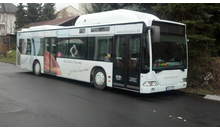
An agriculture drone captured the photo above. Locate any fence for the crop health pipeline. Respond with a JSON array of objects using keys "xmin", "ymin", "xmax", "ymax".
[{"xmin": 0, "ymin": 35, "xmax": 16, "ymax": 54}]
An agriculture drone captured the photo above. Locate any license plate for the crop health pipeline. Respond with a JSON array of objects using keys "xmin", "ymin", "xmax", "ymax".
[{"xmin": 166, "ymin": 86, "xmax": 174, "ymax": 91}]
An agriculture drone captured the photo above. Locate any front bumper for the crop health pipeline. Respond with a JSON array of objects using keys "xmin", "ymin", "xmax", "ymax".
[{"xmin": 140, "ymin": 82, "xmax": 187, "ymax": 94}]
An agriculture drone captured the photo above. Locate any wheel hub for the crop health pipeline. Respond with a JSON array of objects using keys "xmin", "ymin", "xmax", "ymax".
[{"xmin": 95, "ymin": 72, "xmax": 104, "ymax": 86}]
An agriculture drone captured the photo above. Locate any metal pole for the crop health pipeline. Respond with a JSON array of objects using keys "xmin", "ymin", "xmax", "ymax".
[
  {"xmin": 4, "ymin": 13, "xmax": 7, "ymax": 57},
  {"xmin": 4, "ymin": 37, "xmax": 7, "ymax": 57},
  {"xmin": 5, "ymin": 39, "xmax": 6, "ymax": 57}
]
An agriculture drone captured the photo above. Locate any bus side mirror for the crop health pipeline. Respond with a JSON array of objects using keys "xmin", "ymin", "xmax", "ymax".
[
  {"xmin": 145, "ymin": 26, "xmax": 160, "ymax": 43},
  {"xmin": 152, "ymin": 26, "xmax": 160, "ymax": 43}
]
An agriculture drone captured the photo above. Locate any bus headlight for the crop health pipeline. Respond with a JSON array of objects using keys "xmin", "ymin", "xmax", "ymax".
[
  {"xmin": 180, "ymin": 78, "xmax": 187, "ymax": 83},
  {"xmin": 143, "ymin": 81, "xmax": 158, "ymax": 86}
]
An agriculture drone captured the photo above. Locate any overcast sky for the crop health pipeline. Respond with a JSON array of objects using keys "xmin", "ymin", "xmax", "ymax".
[{"xmin": 13, "ymin": 3, "xmax": 79, "ymax": 11}]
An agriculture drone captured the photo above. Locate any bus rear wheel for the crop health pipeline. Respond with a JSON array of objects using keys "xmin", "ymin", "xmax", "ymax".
[
  {"xmin": 93, "ymin": 69, "xmax": 106, "ymax": 90},
  {"xmin": 33, "ymin": 61, "xmax": 41, "ymax": 76}
]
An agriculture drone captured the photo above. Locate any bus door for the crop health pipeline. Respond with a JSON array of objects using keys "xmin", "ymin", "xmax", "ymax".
[
  {"xmin": 44, "ymin": 38, "xmax": 57, "ymax": 75},
  {"xmin": 113, "ymin": 35, "xmax": 141, "ymax": 90}
]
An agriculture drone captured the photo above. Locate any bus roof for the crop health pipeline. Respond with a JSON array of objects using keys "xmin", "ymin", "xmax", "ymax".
[
  {"xmin": 25, "ymin": 25, "xmax": 64, "ymax": 31},
  {"xmin": 75, "ymin": 9, "xmax": 160, "ymax": 26}
]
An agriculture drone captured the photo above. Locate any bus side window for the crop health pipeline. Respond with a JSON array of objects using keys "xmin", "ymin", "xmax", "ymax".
[
  {"xmin": 98, "ymin": 39, "xmax": 108, "ymax": 60},
  {"xmin": 87, "ymin": 37, "xmax": 95, "ymax": 60},
  {"xmin": 37, "ymin": 38, "xmax": 44, "ymax": 56},
  {"xmin": 69, "ymin": 38, "xmax": 86, "ymax": 59},
  {"xmin": 18, "ymin": 39, "xmax": 23, "ymax": 54},
  {"xmin": 96, "ymin": 37, "xmax": 113, "ymax": 61},
  {"xmin": 57, "ymin": 38, "xmax": 69, "ymax": 58},
  {"xmin": 20, "ymin": 39, "xmax": 27, "ymax": 55},
  {"xmin": 26, "ymin": 39, "xmax": 32, "ymax": 55}
]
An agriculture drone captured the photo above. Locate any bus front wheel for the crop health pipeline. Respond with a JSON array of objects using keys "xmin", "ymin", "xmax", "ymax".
[{"xmin": 93, "ymin": 69, "xmax": 106, "ymax": 90}]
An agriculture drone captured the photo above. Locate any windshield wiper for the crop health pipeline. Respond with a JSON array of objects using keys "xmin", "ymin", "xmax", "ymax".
[
  {"xmin": 167, "ymin": 65, "xmax": 185, "ymax": 71},
  {"xmin": 154, "ymin": 69, "xmax": 164, "ymax": 73}
]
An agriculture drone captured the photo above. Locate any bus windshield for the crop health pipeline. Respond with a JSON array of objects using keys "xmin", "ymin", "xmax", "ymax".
[
  {"xmin": 147, "ymin": 21, "xmax": 187, "ymax": 73},
  {"xmin": 152, "ymin": 34, "xmax": 187, "ymax": 72}
]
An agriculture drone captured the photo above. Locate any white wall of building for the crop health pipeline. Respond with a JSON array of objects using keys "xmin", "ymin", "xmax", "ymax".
[{"xmin": 0, "ymin": 13, "xmax": 16, "ymax": 35}]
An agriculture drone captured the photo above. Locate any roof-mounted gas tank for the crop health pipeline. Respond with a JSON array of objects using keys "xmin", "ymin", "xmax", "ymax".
[{"xmin": 75, "ymin": 9, "xmax": 160, "ymax": 26}]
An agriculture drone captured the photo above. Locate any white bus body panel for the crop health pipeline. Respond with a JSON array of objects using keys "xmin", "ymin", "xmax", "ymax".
[
  {"xmin": 19, "ymin": 55, "xmax": 44, "ymax": 73},
  {"xmin": 114, "ymin": 23, "xmax": 143, "ymax": 34},
  {"xmin": 32, "ymin": 31, "xmax": 44, "ymax": 38},
  {"xmin": 45, "ymin": 30, "xmax": 57, "ymax": 37},
  {"xmin": 56, "ymin": 58, "xmax": 113, "ymax": 87},
  {"xmin": 87, "ymin": 26, "xmax": 115, "ymax": 36},
  {"xmin": 58, "ymin": 29, "xmax": 70, "ymax": 38},
  {"xmin": 20, "ymin": 55, "xmax": 33, "ymax": 70},
  {"xmin": 69, "ymin": 28, "xmax": 88, "ymax": 37},
  {"xmin": 140, "ymin": 69, "xmax": 187, "ymax": 93}
]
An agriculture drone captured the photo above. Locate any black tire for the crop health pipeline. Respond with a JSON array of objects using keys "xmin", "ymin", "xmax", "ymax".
[
  {"xmin": 93, "ymin": 68, "xmax": 106, "ymax": 90},
  {"xmin": 33, "ymin": 61, "xmax": 41, "ymax": 76}
]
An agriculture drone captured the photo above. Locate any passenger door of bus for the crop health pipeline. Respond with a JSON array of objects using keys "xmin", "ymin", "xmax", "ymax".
[
  {"xmin": 113, "ymin": 35, "xmax": 141, "ymax": 90},
  {"xmin": 44, "ymin": 38, "xmax": 57, "ymax": 75}
]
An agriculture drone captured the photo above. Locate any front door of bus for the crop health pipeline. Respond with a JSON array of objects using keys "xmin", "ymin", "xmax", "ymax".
[
  {"xmin": 113, "ymin": 35, "xmax": 141, "ymax": 90},
  {"xmin": 44, "ymin": 38, "xmax": 57, "ymax": 75}
]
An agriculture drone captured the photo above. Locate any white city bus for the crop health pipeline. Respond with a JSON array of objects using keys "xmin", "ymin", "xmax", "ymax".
[{"xmin": 16, "ymin": 9, "xmax": 188, "ymax": 93}]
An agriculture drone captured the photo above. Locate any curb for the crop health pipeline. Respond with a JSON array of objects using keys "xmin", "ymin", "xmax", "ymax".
[
  {"xmin": 204, "ymin": 94, "xmax": 220, "ymax": 102},
  {"xmin": 174, "ymin": 90, "xmax": 205, "ymax": 98},
  {"xmin": 175, "ymin": 90, "xmax": 220, "ymax": 102}
]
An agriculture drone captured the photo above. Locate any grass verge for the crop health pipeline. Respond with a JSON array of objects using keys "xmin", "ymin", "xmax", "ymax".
[{"xmin": 0, "ymin": 50, "xmax": 16, "ymax": 64}]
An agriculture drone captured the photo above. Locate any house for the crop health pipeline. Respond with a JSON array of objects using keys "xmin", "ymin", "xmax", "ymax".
[
  {"xmin": 0, "ymin": 3, "xmax": 17, "ymax": 35},
  {"xmin": 28, "ymin": 15, "xmax": 79, "ymax": 27},
  {"xmin": 56, "ymin": 3, "xmax": 92, "ymax": 19},
  {"xmin": 16, "ymin": 15, "xmax": 79, "ymax": 32},
  {"xmin": 78, "ymin": 3, "xmax": 92, "ymax": 15},
  {"xmin": 56, "ymin": 5, "xmax": 80, "ymax": 19},
  {"xmin": 0, "ymin": 3, "xmax": 17, "ymax": 50}
]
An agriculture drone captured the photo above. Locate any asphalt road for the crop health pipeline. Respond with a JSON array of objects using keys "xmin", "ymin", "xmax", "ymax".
[{"xmin": 1, "ymin": 62, "xmax": 220, "ymax": 127}]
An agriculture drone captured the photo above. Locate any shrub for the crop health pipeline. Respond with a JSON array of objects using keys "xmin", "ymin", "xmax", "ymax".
[{"xmin": 187, "ymin": 57, "xmax": 220, "ymax": 92}]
